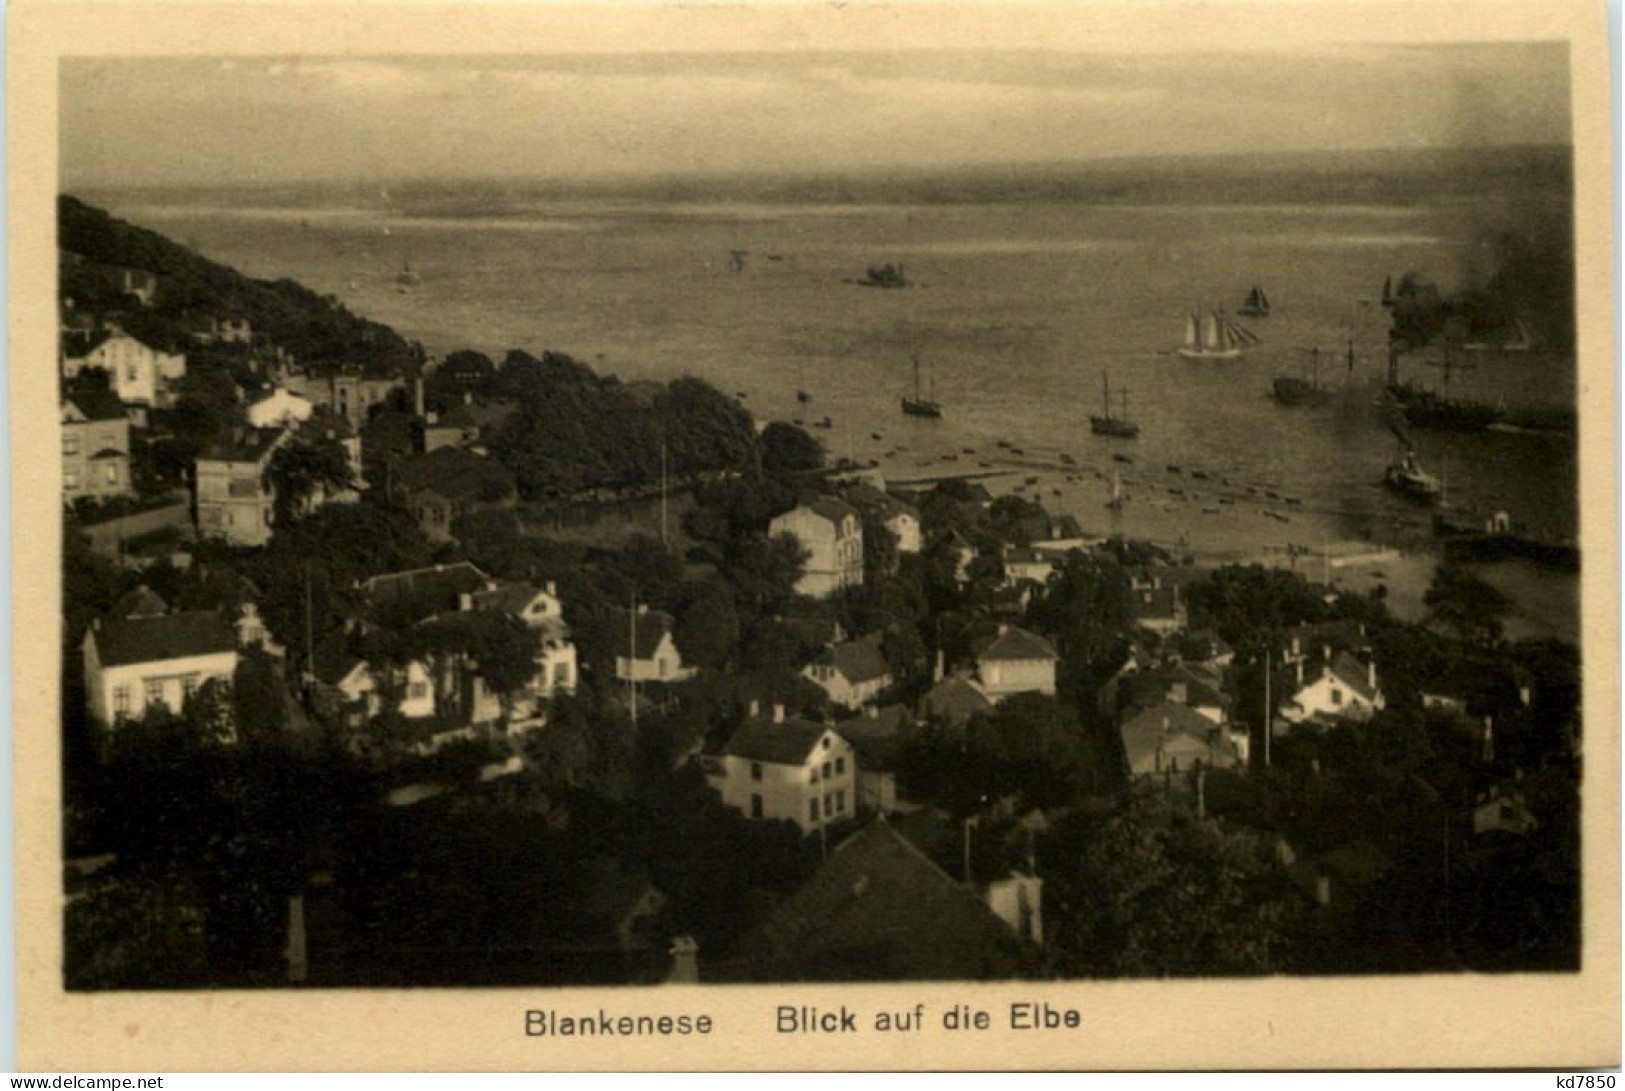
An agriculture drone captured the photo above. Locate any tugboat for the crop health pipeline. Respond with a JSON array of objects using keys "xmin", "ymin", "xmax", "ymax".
[
  {"xmin": 901, "ymin": 355, "xmax": 942, "ymax": 418},
  {"xmin": 1090, "ymin": 371, "xmax": 1140, "ymax": 438},
  {"xmin": 1238, "ymin": 285, "xmax": 1272, "ymax": 318},
  {"xmin": 1384, "ymin": 447, "xmax": 1443, "ymax": 500}
]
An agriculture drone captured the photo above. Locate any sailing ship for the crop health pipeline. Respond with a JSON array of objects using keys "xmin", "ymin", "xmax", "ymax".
[
  {"xmin": 1178, "ymin": 309, "xmax": 1259, "ymax": 360},
  {"xmin": 1380, "ymin": 276, "xmax": 1396, "ymax": 309},
  {"xmin": 396, "ymin": 257, "xmax": 421, "ymax": 287},
  {"xmin": 1090, "ymin": 372, "xmax": 1140, "ymax": 437},
  {"xmin": 1238, "ymin": 285, "xmax": 1271, "ymax": 318},
  {"xmin": 1273, "ymin": 340, "xmax": 1352, "ymax": 406},
  {"xmin": 901, "ymin": 355, "xmax": 942, "ymax": 418}
]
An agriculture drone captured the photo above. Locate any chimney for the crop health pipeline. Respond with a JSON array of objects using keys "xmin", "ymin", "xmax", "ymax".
[
  {"xmin": 997, "ymin": 623, "xmax": 1009, "ymax": 636},
  {"xmin": 866, "ymin": 704, "xmax": 879, "ymax": 720},
  {"xmin": 1519, "ymin": 684, "xmax": 1532, "ymax": 707},
  {"xmin": 463, "ymin": 390, "xmax": 473, "ymax": 405},
  {"xmin": 933, "ymin": 649, "xmax": 945, "ymax": 683},
  {"xmin": 1322, "ymin": 643, "xmax": 1332, "ymax": 664},
  {"xmin": 546, "ymin": 579, "xmax": 557, "ymax": 597},
  {"xmin": 666, "ymin": 936, "xmax": 699, "ymax": 984},
  {"xmin": 1315, "ymin": 875, "xmax": 1331, "ymax": 906},
  {"xmin": 458, "ymin": 592, "xmax": 473, "ymax": 613},
  {"xmin": 1291, "ymin": 636, "xmax": 1301, "ymax": 659},
  {"xmin": 1295, "ymin": 658, "xmax": 1304, "ymax": 689},
  {"xmin": 637, "ymin": 602, "xmax": 649, "ymax": 616},
  {"xmin": 1367, "ymin": 661, "xmax": 1377, "ymax": 691},
  {"xmin": 748, "ymin": 698, "xmax": 760, "ymax": 719},
  {"xmin": 772, "ymin": 703, "xmax": 785, "ymax": 724},
  {"xmin": 1482, "ymin": 716, "xmax": 1496, "ymax": 763}
]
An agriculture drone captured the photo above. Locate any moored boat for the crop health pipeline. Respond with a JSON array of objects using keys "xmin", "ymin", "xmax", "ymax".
[{"xmin": 1089, "ymin": 371, "xmax": 1140, "ymax": 438}]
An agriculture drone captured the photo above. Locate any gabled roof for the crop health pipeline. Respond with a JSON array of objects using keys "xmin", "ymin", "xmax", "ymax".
[
  {"xmin": 810, "ymin": 634, "xmax": 892, "ymax": 686},
  {"xmin": 974, "ymin": 625, "xmax": 1057, "ymax": 663},
  {"xmin": 921, "ymin": 675, "xmax": 994, "ymax": 725},
  {"xmin": 469, "ymin": 580, "xmax": 550, "ymax": 617},
  {"xmin": 1300, "ymin": 651, "xmax": 1379, "ymax": 703},
  {"xmin": 91, "ymin": 609, "xmax": 237, "ymax": 668},
  {"xmin": 362, "ymin": 562, "xmax": 491, "ymax": 626},
  {"xmin": 779, "ymin": 495, "xmax": 859, "ymax": 528},
  {"xmin": 198, "ymin": 426, "xmax": 285, "ymax": 465},
  {"xmin": 1120, "ymin": 701, "xmax": 1238, "ymax": 773},
  {"xmin": 616, "ymin": 606, "xmax": 677, "ymax": 661},
  {"xmin": 1131, "ymin": 585, "xmax": 1183, "ymax": 620},
  {"xmin": 63, "ymin": 389, "xmax": 127, "ymax": 423},
  {"xmin": 836, "ymin": 705, "xmax": 913, "ymax": 771},
  {"xmin": 724, "ymin": 819, "xmax": 1034, "ymax": 982},
  {"xmin": 723, "ymin": 718, "xmax": 834, "ymax": 765},
  {"xmin": 1121, "ymin": 662, "xmax": 1230, "ymax": 714}
]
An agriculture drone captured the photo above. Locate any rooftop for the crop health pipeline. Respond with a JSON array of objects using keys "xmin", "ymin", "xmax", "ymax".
[
  {"xmin": 810, "ymin": 634, "xmax": 892, "ymax": 686},
  {"xmin": 974, "ymin": 625, "xmax": 1057, "ymax": 663},
  {"xmin": 722, "ymin": 717, "xmax": 833, "ymax": 765},
  {"xmin": 723, "ymin": 819, "xmax": 1035, "ymax": 982},
  {"xmin": 63, "ymin": 389, "xmax": 127, "ymax": 423},
  {"xmin": 920, "ymin": 675, "xmax": 994, "ymax": 726},
  {"xmin": 91, "ymin": 609, "xmax": 237, "ymax": 668}
]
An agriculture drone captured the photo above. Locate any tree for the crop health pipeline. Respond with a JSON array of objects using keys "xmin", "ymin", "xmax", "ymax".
[
  {"xmin": 265, "ymin": 438, "xmax": 354, "ymax": 527},
  {"xmin": 1041, "ymin": 790, "xmax": 1299, "ymax": 977},
  {"xmin": 233, "ymin": 649, "xmax": 289, "ymax": 744},
  {"xmin": 759, "ymin": 421, "xmax": 824, "ymax": 477},
  {"xmin": 675, "ymin": 585, "xmax": 740, "ymax": 671},
  {"xmin": 1424, "ymin": 564, "xmax": 1510, "ymax": 647}
]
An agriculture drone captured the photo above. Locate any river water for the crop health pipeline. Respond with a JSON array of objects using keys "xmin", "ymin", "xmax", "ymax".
[{"xmin": 92, "ymin": 189, "xmax": 1581, "ymax": 638}]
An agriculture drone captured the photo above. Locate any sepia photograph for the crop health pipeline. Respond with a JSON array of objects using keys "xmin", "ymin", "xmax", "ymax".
[{"xmin": 11, "ymin": 0, "xmax": 1617, "ymax": 1071}]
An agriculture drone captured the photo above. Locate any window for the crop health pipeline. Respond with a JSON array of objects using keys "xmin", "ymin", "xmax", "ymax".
[
  {"xmin": 63, "ymin": 470, "xmax": 79, "ymax": 489},
  {"xmin": 750, "ymin": 761, "xmax": 763, "ymax": 782},
  {"xmin": 823, "ymin": 793, "xmax": 833, "ymax": 817},
  {"xmin": 1331, "ymin": 688, "xmax": 1343, "ymax": 706},
  {"xmin": 809, "ymin": 798, "xmax": 820, "ymax": 824},
  {"xmin": 822, "ymin": 761, "xmax": 832, "ymax": 779},
  {"xmin": 836, "ymin": 756, "xmax": 845, "ymax": 776},
  {"xmin": 835, "ymin": 790, "xmax": 845, "ymax": 813},
  {"xmin": 62, "ymin": 434, "xmax": 81, "ymax": 456},
  {"xmin": 144, "ymin": 679, "xmax": 165, "ymax": 708},
  {"xmin": 657, "ymin": 657, "xmax": 669, "ymax": 677},
  {"xmin": 750, "ymin": 794, "xmax": 764, "ymax": 819},
  {"xmin": 182, "ymin": 676, "xmax": 198, "ymax": 700},
  {"xmin": 809, "ymin": 767, "xmax": 819, "ymax": 783},
  {"xmin": 409, "ymin": 682, "xmax": 428, "ymax": 700},
  {"xmin": 113, "ymin": 686, "xmax": 131, "ymax": 716},
  {"xmin": 104, "ymin": 463, "xmax": 120, "ymax": 484}
]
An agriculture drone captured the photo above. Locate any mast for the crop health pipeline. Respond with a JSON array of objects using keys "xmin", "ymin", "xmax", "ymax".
[
  {"xmin": 1203, "ymin": 311, "xmax": 1221, "ymax": 350},
  {"xmin": 628, "ymin": 594, "xmax": 639, "ymax": 726},
  {"xmin": 1184, "ymin": 314, "xmax": 1201, "ymax": 349},
  {"xmin": 1121, "ymin": 387, "xmax": 1130, "ymax": 421},
  {"xmin": 1102, "ymin": 371, "xmax": 1110, "ymax": 418}
]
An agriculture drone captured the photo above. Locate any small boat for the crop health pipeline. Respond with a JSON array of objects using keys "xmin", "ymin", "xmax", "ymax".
[
  {"xmin": 396, "ymin": 257, "xmax": 421, "ymax": 287},
  {"xmin": 901, "ymin": 355, "xmax": 943, "ymax": 418},
  {"xmin": 1113, "ymin": 453, "xmax": 1134, "ymax": 464},
  {"xmin": 797, "ymin": 390, "xmax": 813, "ymax": 403},
  {"xmin": 1024, "ymin": 476, "xmax": 1039, "ymax": 485},
  {"xmin": 1384, "ymin": 448, "xmax": 1443, "ymax": 500},
  {"xmin": 871, "ymin": 432, "xmax": 883, "ymax": 441},
  {"xmin": 1178, "ymin": 309, "xmax": 1259, "ymax": 360},
  {"xmin": 1090, "ymin": 371, "xmax": 1140, "ymax": 438},
  {"xmin": 962, "ymin": 447, "xmax": 976, "ymax": 454},
  {"xmin": 736, "ymin": 391, "xmax": 749, "ymax": 399},
  {"xmin": 996, "ymin": 440, "xmax": 1011, "ymax": 449},
  {"xmin": 1011, "ymin": 447, "xmax": 1026, "ymax": 455},
  {"xmin": 1191, "ymin": 470, "xmax": 1210, "ymax": 481},
  {"xmin": 1167, "ymin": 464, "xmax": 1181, "ymax": 474},
  {"xmin": 1060, "ymin": 453, "xmax": 1076, "ymax": 465},
  {"xmin": 1265, "ymin": 510, "xmax": 1291, "ymax": 523},
  {"xmin": 1106, "ymin": 468, "xmax": 1126, "ymax": 511},
  {"xmin": 814, "ymin": 417, "xmax": 834, "ymax": 429},
  {"xmin": 1238, "ymin": 285, "xmax": 1272, "ymax": 318},
  {"xmin": 857, "ymin": 263, "xmax": 911, "ymax": 289}
]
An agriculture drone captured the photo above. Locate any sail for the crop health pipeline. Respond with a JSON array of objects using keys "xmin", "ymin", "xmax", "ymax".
[
  {"xmin": 1259, "ymin": 288, "xmax": 1271, "ymax": 310},
  {"xmin": 1203, "ymin": 311, "xmax": 1222, "ymax": 350},
  {"xmin": 1184, "ymin": 314, "xmax": 1201, "ymax": 349}
]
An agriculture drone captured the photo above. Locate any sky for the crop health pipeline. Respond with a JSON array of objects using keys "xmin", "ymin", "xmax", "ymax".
[{"xmin": 59, "ymin": 43, "xmax": 1571, "ymax": 188}]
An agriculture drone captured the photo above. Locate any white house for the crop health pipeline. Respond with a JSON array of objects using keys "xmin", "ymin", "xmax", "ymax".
[
  {"xmin": 615, "ymin": 604, "xmax": 695, "ymax": 684},
  {"xmin": 193, "ymin": 427, "xmax": 290, "ymax": 548},
  {"xmin": 973, "ymin": 624, "xmax": 1059, "ymax": 699},
  {"xmin": 802, "ymin": 634, "xmax": 893, "ymax": 709},
  {"xmin": 82, "ymin": 593, "xmax": 238, "ymax": 730},
  {"xmin": 1002, "ymin": 546, "xmax": 1055, "ymax": 588},
  {"xmin": 845, "ymin": 483, "xmax": 922, "ymax": 556},
  {"xmin": 1121, "ymin": 701, "xmax": 1247, "ymax": 778},
  {"xmin": 246, "ymin": 388, "xmax": 315, "ymax": 429},
  {"xmin": 770, "ymin": 497, "xmax": 864, "ymax": 598},
  {"xmin": 1278, "ymin": 651, "xmax": 1385, "ymax": 730},
  {"xmin": 323, "ymin": 656, "xmax": 439, "ymax": 725},
  {"xmin": 464, "ymin": 579, "xmax": 578, "ymax": 700},
  {"xmin": 62, "ymin": 330, "xmax": 186, "ymax": 407},
  {"xmin": 707, "ymin": 706, "xmax": 857, "ymax": 832}
]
